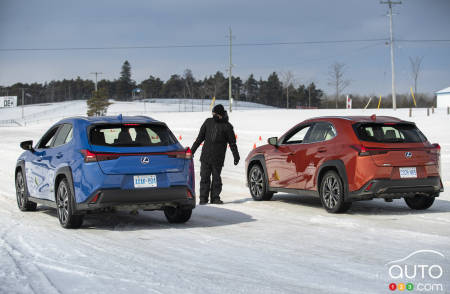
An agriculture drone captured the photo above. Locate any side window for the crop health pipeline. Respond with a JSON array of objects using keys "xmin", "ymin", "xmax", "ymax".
[
  {"xmin": 64, "ymin": 128, "xmax": 73, "ymax": 144},
  {"xmin": 307, "ymin": 123, "xmax": 336, "ymax": 143},
  {"xmin": 37, "ymin": 126, "xmax": 60, "ymax": 149},
  {"xmin": 283, "ymin": 125, "xmax": 312, "ymax": 144},
  {"xmin": 53, "ymin": 124, "xmax": 73, "ymax": 147}
]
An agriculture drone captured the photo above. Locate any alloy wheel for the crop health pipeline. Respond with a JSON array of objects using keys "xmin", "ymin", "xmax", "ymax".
[
  {"xmin": 322, "ymin": 175, "xmax": 340, "ymax": 209},
  {"xmin": 16, "ymin": 172, "xmax": 26, "ymax": 208},
  {"xmin": 250, "ymin": 167, "xmax": 264, "ymax": 197},
  {"xmin": 57, "ymin": 183, "xmax": 69, "ymax": 225}
]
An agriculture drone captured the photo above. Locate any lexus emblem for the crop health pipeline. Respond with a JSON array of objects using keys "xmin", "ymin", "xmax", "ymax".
[
  {"xmin": 141, "ymin": 156, "xmax": 150, "ymax": 164},
  {"xmin": 405, "ymin": 152, "xmax": 412, "ymax": 159}
]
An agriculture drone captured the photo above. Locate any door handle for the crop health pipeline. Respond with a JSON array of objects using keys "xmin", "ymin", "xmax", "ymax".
[
  {"xmin": 56, "ymin": 152, "xmax": 63, "ymax": 159},
  {"xmin": 318, "ymin": 147, "xmax": 327, "ymax": 153}
]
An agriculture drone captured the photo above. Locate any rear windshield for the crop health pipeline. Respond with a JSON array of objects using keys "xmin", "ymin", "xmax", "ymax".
[
  {"xmin": 352, "ymin": 123, "xmax": 427, "ymax": 143},
  {"xmin": 89, "ymin": 124, "xmax": 177, "ymax": 147}
]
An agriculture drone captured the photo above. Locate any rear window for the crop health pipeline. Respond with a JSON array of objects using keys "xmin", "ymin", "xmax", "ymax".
[
  {"xmin": 89, "ymin": 124, "xmax": 177, "ymax": 147},
  {"xmin": 352, "ymin": 123, "xmax": 427, "ymax": 143}
]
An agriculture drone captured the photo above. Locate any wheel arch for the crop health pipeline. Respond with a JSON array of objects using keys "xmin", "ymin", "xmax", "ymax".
[
  {"xmin": 54, "ymin": 166, "xmax": 76, "ymax": 204},
  {"xmin": 15, "ymin": 160, "xmax": 25, "ymax": 178},
  {"xmin": 316, "ymin": 160, "xmax": 349, "ymax": 200},
  {"xmin": 247, "ymin": 154, "xmax": 269, "ymax": 185}
]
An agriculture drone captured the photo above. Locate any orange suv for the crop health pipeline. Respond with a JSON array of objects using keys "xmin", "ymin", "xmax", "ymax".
[{"xmin": 245, "ymin": 115, "xmax": 443, "ymax": 213}]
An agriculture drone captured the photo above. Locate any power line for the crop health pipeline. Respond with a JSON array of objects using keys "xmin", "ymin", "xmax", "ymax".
[
  {"xmin": 1, "ymin": 38, "xmax": 448, "ymax": 52},
  {"xmin": 0, "ymin": 39, "xmax": 389, "ymax": 52}
]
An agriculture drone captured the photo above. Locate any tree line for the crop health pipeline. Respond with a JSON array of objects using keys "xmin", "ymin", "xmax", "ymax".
[
  {"xmin": 1, "ymin": 60, "xmax": 435, "ymax": 109},
  {"xmin": 1, "ymin": 61, "xmax": 322, "ymax": 108}
]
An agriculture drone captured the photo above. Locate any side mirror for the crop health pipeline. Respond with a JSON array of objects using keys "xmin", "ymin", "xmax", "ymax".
[
  {"xmin": 20, "ymin": 140, "xmax": 34, "ymax": 152},
  {"xmin": 268, "ymin": 137, "xmax": 278, "ymax": 147}
]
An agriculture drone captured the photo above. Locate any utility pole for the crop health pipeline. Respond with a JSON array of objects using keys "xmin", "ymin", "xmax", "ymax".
[
  {"xmin": 90, "ymin": 72, "xmax": 104, "ymax": 91},
  {"xmin": 308, "ymin": 85, "xmax": 311, "ymax": 108},
  {"xmin": 227, "ymin": 27, "xmax": 234, "ymax": 113},
  {"xmin": 381, "ymin": 0, "xmax": 401, "ymax": 110},
  {"xmin": 19, "ymin": 88, "xmax": 26, "ymax": 120}
]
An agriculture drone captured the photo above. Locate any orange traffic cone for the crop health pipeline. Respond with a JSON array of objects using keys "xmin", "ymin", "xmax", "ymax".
[
  {"xmin": 253, "ymin": 143, "xmax": 256, "ymax": 149},
  {"xmin": 179, "ymin": 135, "xmax": 182, "ymax": 140},
  {"xmin": 259, "ymin": 136, "xmax": 262, "ymax": 141},
  {"xmin": 235, "ymin": 134, "xmax": 238, "ymax": 140}
]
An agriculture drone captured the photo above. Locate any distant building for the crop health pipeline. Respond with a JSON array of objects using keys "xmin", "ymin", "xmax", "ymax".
[{"xmin": 436, "ymin": 87, "xmax": 450, "ymax": 108}]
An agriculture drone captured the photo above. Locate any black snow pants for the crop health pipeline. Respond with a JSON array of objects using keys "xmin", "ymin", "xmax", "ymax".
[{"xmin": 200, "ymin": 161, "xmax": 223, "ymax": 202}]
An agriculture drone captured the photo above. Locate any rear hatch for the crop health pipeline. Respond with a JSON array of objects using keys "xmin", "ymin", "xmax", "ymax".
[
  {"xmin": 352, "ymin": 122, "xmax": 440, "ymax": 177},
  {"xmin": 85, "ymin": 123, "xmax": 188, "ymax": 175}
]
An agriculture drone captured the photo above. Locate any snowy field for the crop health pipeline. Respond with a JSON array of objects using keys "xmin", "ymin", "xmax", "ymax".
[{"xmin": 0, "ymin": 101, "xmax": 449, "ymax": 294}]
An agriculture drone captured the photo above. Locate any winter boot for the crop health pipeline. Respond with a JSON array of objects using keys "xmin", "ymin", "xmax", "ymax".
[{"xmin": 210, "ymin": 198, "xmax": 224, "ymax": 204}]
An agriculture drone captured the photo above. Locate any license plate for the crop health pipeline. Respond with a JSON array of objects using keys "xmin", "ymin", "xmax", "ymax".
[
  {"xmin": 399, "ymin": 167, "xmax": 417, "ymax": 178},
  {"xmin": 134, "ymin": 175, "xmax": 157, "ymax": 188}
]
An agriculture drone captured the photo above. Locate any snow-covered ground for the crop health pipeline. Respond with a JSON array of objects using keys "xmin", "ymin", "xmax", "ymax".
[{"xmin": 0, "ymin": 101, "xmax": 449, "ymax": 294}]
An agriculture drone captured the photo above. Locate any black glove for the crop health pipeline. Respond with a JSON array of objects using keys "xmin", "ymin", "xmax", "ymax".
[{"xmin": 234, "ymin": 158, "xmax": 240, "ymax": 165}]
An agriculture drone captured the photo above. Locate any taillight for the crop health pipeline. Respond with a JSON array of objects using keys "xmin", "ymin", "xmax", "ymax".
[
  {"xmin": 167, "ymin": 148, "xmax": 192, "ymax": 159},
  {"xmin": 350, "ymin": 145, "xmax": 388, "ymax": 156},
  {"xmin": 185, "ymin": 147, "xmax": 192, "ymax": 159},
  {"xmin": 351, "ymin": 145, "xmax": 370, "ymax": 156},
  {"xmin": 80, "ymin": 150, "xmax": 120, "ymax": 162},
  {"xmin": 430, "ymin": 143, "xmax": 441, "ymax": 154},
  {"xmin": 81, "ymin": 150, "xmax": 97, "ymax": 162},
  {"xmin": 431, "ymin": 143, "xmax": 442, "ymax": 176}
]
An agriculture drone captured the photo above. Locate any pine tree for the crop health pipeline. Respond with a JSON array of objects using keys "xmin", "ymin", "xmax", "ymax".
[
  {"xmin": 87, "ymin": 88, "xmax": 111, "ymax": 116},
  {"xmin": 244, "ymin": 74, "xmax": 258, "ymax": 101},
  {"xmin": 116, "ymin": 60, "xmax": 134, "ymax": 100}
]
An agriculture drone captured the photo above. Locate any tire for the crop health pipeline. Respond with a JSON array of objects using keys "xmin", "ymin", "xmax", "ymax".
[
  {"xmin": 404, "ymin": 195, "xmax": 435, "ymax": 210},
  {"xmin": 319, "ymin": 170, "xmax": 351, "ymax": 213},
  {"xmin": 248, "ymin": 164, "xmax": 274, "ymax": 201},
  {"xmin": 164, "ymin": 207, "xmax": 192, "ymax": 223},
  {"xmin": 56, "ymin": 178, "xmax": 83, "ymax": 229},
  {"xmin": 15, "ymin": 170, "xmax": 37, "ymax": 211}
]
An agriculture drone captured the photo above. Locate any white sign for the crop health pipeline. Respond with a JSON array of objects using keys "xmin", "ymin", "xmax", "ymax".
[
  {"xmin": 0, "ymin": 96, "xmax": 17, "ymax": 108},
  {"xmin": 346, "ymin": 95, "xmax": 352, "ymax": 109}
]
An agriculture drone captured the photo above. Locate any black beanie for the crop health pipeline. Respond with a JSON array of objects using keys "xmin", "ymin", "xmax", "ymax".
[{"xmin": 212, "ymin": 104, "xmax": 226, "ymax": 116}]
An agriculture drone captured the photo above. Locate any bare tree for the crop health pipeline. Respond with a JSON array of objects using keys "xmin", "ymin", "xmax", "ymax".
[
  {"xmin": 409, "ymin": 56, "xmax": 423, "ymax": 95},
  {"xmin": 328, "ymin": 62, "xmax": 350, "ymax": 109},
  {"xmin": 280, "ymin": 71, "xmax": 295, "ymax": 108},
  {"xmin": 183, "ymin": 69, "xmax": 194, "ymax": 99}
]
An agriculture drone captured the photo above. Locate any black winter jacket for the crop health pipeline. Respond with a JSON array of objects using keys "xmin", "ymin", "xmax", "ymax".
[{"xmin": 191, "ymin": 113, "xmax": 240, "ymax": 166}]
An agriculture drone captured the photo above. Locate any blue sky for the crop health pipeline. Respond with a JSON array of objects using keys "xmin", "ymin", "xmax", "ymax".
[{"xmin": 0, "ymin": 0, "xmax": 449, "ymax": 95}]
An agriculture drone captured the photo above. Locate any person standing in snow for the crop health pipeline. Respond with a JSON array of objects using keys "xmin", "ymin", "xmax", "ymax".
[{"xmin": 191, "ymin": 104, "xmax": 240, "ymax": 205}]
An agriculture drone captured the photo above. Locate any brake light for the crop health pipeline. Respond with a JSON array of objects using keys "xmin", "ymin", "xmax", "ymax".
[
  {"xmin": 167, "ymin": 148, "xmax": 192, "ymax": 159},
  {"xmin": 81, "ymin": 150, "xmax": 97, "ymax": 162},
  {"xmin": 80, "ymin": 150, "xmax": 121, "ymax": 162},
  {"xmin": 186, "ymin": 147, "xmax": 192, "ymax": 159},
  {"xmin": 350, "ymin": 145, "xmax": 388, "ymax": 156},
  {"xmin": 123, "ymin": 123, "xmax": 140, "ymax": 126},
  {"xmin": 431, "ymin": 143, "xmax": 441, "ymax": 153},
  {"xmin": 351, "ymin": 145, "xmax": 370, "ymax": 156}
]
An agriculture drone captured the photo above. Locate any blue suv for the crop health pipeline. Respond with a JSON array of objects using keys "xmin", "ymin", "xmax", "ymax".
[{"xmin": 15, "ymin": 115, "xmax": 195, "ymax": 228}]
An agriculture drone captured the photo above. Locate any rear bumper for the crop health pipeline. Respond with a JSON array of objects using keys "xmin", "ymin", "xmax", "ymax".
[
  {"xmin": 76, "ymin": 186, "xmax": 195, "ymax": 211},
  {"xmin": 347, "ymin": 176, "xmax": 443, "ymax": 201}
]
